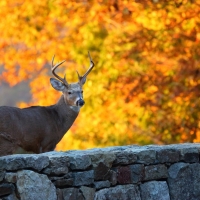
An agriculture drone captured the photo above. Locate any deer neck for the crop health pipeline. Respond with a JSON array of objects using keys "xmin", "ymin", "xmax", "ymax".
[
  {"xmin": 56, "ymin": 95, "xmax": 80, "ymax": 115},
  {"xmin": 51, "ymin": 95, "xmax": 80, "ymax": 140}
]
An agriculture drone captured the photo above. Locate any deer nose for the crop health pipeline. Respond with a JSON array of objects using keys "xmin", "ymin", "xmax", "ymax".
[{"xmin": 76, "ymin": 99, "xmax": 85, "ymax": 107}]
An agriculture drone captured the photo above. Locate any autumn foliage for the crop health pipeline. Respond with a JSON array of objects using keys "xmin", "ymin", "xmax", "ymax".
[{"xmin": 0, "ymin": 0, "xmax": 200, "ymax": 150}]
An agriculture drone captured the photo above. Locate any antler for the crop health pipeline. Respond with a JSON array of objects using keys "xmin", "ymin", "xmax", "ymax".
[
  {"xmin": 77, "ymin": 51, "xmax": 95, "ymax": 84},
  {"xmin": 51, "ymin": 55, "xmax": 68, "ymax": 86}
]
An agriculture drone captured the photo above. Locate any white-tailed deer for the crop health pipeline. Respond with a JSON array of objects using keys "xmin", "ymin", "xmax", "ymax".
[{"xmin": 0, "ymin": 52, "xmax": 94, "ymax": 156}]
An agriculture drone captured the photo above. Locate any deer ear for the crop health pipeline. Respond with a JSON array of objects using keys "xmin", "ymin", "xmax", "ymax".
[{"xmin": 50, "ymin": 78, "xmax": 66, "ymax": 91}]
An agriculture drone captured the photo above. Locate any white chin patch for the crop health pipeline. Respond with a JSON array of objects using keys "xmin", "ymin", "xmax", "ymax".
[{"xmin": 70, "ymin": 106, "xmax": 80, "ymax": 112}]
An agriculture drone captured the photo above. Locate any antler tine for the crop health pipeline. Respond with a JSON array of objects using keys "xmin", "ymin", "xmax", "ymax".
[
  {"xmin": 51, "ymin": 55, "xmax": 68, "ymax": 86},
  {"xmin": 78, "ymin": 52, "xmax": 95, "ymax": 83},
  {"xmin": 76, "ymin": 70, "xmax": 81, "ymax": 82}
]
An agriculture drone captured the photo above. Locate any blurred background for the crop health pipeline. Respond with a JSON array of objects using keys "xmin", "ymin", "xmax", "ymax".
[{"xmin": 0, "ymin": 0, "xmax": 200, "ymax": 150}]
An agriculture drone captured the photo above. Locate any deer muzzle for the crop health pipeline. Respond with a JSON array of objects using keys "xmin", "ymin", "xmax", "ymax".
[{"xmin": 76, "ymin": 99, "xmax": 85, "ymax": 107}]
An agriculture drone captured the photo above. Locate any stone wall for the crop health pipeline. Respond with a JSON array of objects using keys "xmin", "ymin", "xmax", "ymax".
[{"xmin": 0, "ymin": 143, "xmax": 200, "ymax": 200}]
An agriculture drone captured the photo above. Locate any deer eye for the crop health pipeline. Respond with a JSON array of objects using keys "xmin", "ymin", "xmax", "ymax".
[{"xmin": 68, "ymin": 91, "xmax": 72, "ymax": 95}]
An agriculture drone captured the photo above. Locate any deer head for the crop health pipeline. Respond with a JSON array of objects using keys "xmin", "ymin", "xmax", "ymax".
[{"xmin": 50, "ymin": 52, "xmax": 94, "ymax": 109}]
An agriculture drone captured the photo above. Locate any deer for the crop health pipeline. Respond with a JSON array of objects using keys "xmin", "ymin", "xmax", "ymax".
[{"xmin": 0, "ymin": 52, "xmax": 94, "ymax": 156}]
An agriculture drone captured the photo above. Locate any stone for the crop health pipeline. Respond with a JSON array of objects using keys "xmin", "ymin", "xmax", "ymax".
[
  {"xmin": 43, "ymin": 154, "xmax": 69, "ymax": 175},
  {"xmin": 117, "ymin": 166, "xmax": 132, "ymax": 184},
  {"xmin": 130, "ymin": 164, "xmax": 144, "ymax": 183},
  {"xmin": 115, "ymin": 164, "xmax": 144, "ymax": 184},
  {"xmin": 157, "ymin": 148, "xmax": 180, "ymax": 163},
  {"xmin": 114, "ymin": 151, "xmax": 137, "ymax": 165},
  {"xmin": 54, "ymin": 178, "xmax": 73, "ymax": 187},
  {"xmin": 0, "ymin": 170, "xmax": 5, "ymax": 182},
  {"xmin": 86, "ymin": 150, "xmax": 116, "ymax": 168},
  {"xmin": 94, "ymin": 184, "xmax": 141, "ymax": 200},
  {"xmin": 94, "ymin": 162, "xmax": 110, "ymax": 180},
  {"xmin": 147, "ymin": 143, "xmax": 200, "ymax": 163},
  {"xmin": 126, "ymin": 148, "xmax": 156, "ymax": 164},
  {"xmin": 166, "ymin": 143, "xmax": 200, "ymax": 154},
  {"xmin": 0, "ymin": 154, "xmax": 49, "ymax": 171},
  {"xmin": 16, "ymin": 170, "xmax": 56, "ymax": 200},
  {"xmin": 93, "ymin": 181, "xmax": 111, "ymax": 190},
  {"xmin": 144, "ymin": 164, "xmax": 168, "ymax": 181},
  {"xmin": 68, "ymin": 153, "xmax": 91, "ymax": 170},
  {"xmin": 89, "ymin": 146, "xmax": 130, "ymax": 152},
  {"xmin": 49, "ymin": 172, "xmax": 72, "ymax": 181},
  {"xmin": 5, "ymin": 173, "xmax": 17, "ymax": 183},
  {"xmin": 108, "ymin": 170, "xmax": 117, "ymax": 186},
  {"xmin": 168, "ymin": 162, "xmax": 200, "ymax": 200},
  {"xmin": 57, "ymin": 188, "xmax": 63, "ymax": 200},
  {"xmin": 62, "ymin": 188, "xmax": 84, "ymax": 200},
  {"xmin": 80, "ymin": 186, "xmax": 95, "ymax": 200},
  {"xmin": 140, "ymin": 181, "xmax": 170, "ymax": 200},
  {"xmin": 180, "ymin": 147, "xmax": 199, "ymax": 163},
  {"xmin": 1, "ymin": 193, "xmax": 19, "ymax": 200},
  {"xmin": 43, "ymin": 165, "xmax": 68, "ymax": 175},
  {"xmin": 137, "ymin": 149, "xmax": 156, "ymax": 164},
  {"xmin": 168, "ymin": 162, "xmax": 188, "ymax": 179},
  {"xmin": 72, "ymin": 170, "xmax": 94, "ymax": 186},
  {"xmin": 0, "ymin": 183, "xmax": 14, "ymax": 197}
]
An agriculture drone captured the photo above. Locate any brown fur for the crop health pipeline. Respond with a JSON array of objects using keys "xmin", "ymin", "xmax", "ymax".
[{"xmin": 0, "ymin": 95, "xmax": 79, "ymax": 156}]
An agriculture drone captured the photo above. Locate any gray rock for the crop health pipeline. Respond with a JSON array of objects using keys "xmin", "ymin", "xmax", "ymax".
[
  {"xmin": 157, "ymin": 148, "xmax": 180, "ymax": 163},
  {"xmin": 94, "ymin": 181, "xmax": 111, "ymax": 190},
  {"xmin": 68, "ymin": 153, "xmax": 91, "ymax": 170},
  {"xmin": 147, "ymin": 144, "xmax": 200, "ymax": 163},
  {"xmin": 144, "ymin": 164, "xmax": 168, "ymax": 181},
  {"xmin": 168, "ymin": 162, "xmax": 200, "ymax": 200},
  {"xmin": 49, "ymin": 172, "xmax": 72, "ymax": 181},
  {"xmin": 57, "ymin": 188, "xmax": 63, "ymax": 200},
  {"xmin": 130, "ymin": 164, "xmax": 144, "ymax": 183},
  {"xmin": 0, "ymin": 170, "xmax": 5, "ymax": 182},
  {"xmin": 16, "ymin": 170, "xmax": 56, "ymax": 200},
  {"xmin": 180, "ymin": 147, "xmax": 199, "ymax": 163},
  {"xmin": 94, "ymin": 184, "xmax": 141, "ymax": 200},
  {"xmin": 42, "ymin": 153, "xmax": 69, "ymax": 175},
  {"xmin": 165, "ymin": 143, "xmax": 200, "ymax": 153},
  {"xmin": 43, "ymin": 165, "xmax": 68, "ymax": 175},
  {"xmin": 108, "ymin": 170, "xmax": 117, "ymax": 186},
  {"xmin": 54, "ymin": 178, "xmax": 73, "ymax": 187},
  {"xmin": 5, "ymin": 173, "xmax": 17, "ymax": 183},
  {"xmin": 72, "ymin": 170, "xmax": 94, "ymax": 186},
  {"xmin": 1, "ymin": 193, "xmax": 19, "ymax": 200},
  {"xmin": 168, "ymin": 162, "xmax": 188, "ymax": 179},
  {"xmin": 94, "ymin": 162, "xmax": 110, "ymax": 181},
  {"xmin": 140, "ymin": 181, "xmax": 170, "ymax": 200},
  {"xmin": 80, "ymin": 186, "xmax": 95, "ymax": 200},
  {"xmin": 86, "ymin": 150, "xmax": 116, "ymax": 168},
  {"xmin": 0, "ymin": 154, "xmax": 49, "ymax": 171},
  {"xmin": 62, "ymin": 188, "xmax": 84, "ymax": 200},
  {"xmin": 126, "ymin": 148, "xmax": 156, "ymax": 164},
  {"xmin": 114, "ymin": 151, "xmax": 137, "ymax": 165},
  {"xmin": 89, "ymin": 146, "xmax": 131, "ymax": 152}
]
